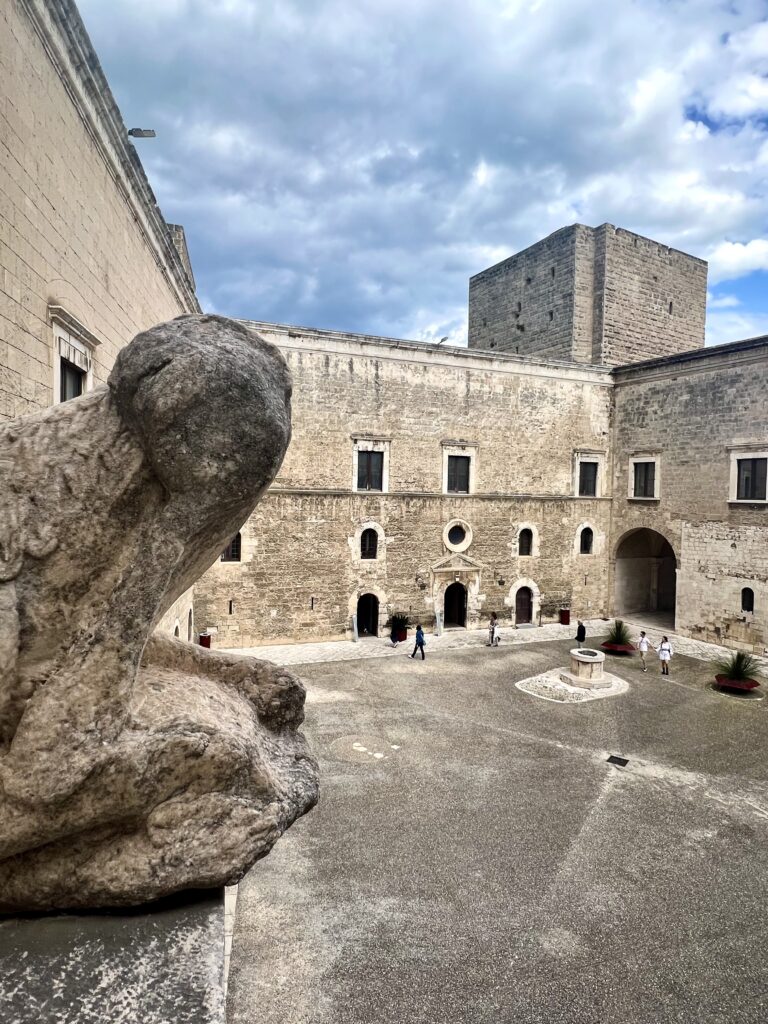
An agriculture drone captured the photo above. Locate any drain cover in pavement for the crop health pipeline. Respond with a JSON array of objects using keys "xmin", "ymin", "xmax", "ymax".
[{"xmin": 607, "ymin": 754, "xmax": 629, "ymax": 767}]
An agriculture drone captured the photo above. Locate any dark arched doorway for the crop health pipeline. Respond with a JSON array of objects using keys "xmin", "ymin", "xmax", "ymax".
[
  {"xmin": 357, "ymin": 593, "xmax": 379, "ymax": 637},
  {"xmin": 444, "ymin": 582, "xmax": 467, "ymax": 627},
  {"xmin": 515, "ymin": 587, "xmax": 533, "ymax": 624},
  {"xmin": 614, "ymin": 528, "xmax": 676, "ymax": 627}
]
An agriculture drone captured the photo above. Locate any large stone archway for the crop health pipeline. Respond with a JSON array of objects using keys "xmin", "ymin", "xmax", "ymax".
[{"xmin": 614, "ymin": 528, "xmax": 677, "ymax": 627}]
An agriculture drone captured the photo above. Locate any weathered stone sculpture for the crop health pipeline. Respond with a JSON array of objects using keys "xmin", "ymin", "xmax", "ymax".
[{"xmin": 0, "ymin": 314, "xmax": 318, "ymax": 910}]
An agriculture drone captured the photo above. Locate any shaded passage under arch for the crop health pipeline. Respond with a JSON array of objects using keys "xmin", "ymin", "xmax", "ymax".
[
  {"xmin": 356, "ymin": 593, "xmax": 379, "ymax": 637},
  {"xmin": 444, "ymin": 582, "xmax": 467, "ymax": 628},
  {"xmin": 614, "ymin": 528, "xmax": 676, "ymax": 627}
]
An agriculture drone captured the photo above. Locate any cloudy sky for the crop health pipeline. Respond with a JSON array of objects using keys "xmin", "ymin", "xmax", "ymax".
[{"xmin": 79, "ymin": 0, "xmax": 768, "ymax": 346}]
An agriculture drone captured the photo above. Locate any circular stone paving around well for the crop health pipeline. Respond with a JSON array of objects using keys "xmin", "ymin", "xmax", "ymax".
[{"xmin": 515, "ymin": 670, "xmax": 628, "ymax": 703}]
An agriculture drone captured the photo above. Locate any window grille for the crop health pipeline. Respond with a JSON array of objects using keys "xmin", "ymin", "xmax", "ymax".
[{"xmin": 221, "ymin": 533, "xmax": 242, "ymax": 562}]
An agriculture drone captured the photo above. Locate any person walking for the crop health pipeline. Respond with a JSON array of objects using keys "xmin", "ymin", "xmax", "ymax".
[
  {"xmin": 410, "ymin": 623, "xmax": 426, "ymax": 660},
  {"xmin": 657, "ymin": 635, "xmax": 673, "ymax": 676},
  {"xmin": 575, "ymin": 620, "xmax": 586, "ymax": 645},
  {"xmin": 637, "ymin": 630, "xmax": 650, "ymax": 672},
  {"xmin": 488, "ymin": 612, "xmax": 500, "ymax": 647}
]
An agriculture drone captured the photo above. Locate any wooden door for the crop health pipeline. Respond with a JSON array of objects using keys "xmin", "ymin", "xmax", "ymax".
[{"xmin": 515, "ymin": 587, "xmax": 532, "ymax": 624}]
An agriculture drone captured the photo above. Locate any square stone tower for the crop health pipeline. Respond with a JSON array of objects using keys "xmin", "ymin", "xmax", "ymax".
[{"xmin": 468, "ymin": 223, "xmax": 707, "ymax": 366}]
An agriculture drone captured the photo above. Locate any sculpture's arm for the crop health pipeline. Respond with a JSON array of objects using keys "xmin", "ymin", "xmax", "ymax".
[{"xmin": 142, "ymin": 634, "xmax": 306, "ymax": 729}]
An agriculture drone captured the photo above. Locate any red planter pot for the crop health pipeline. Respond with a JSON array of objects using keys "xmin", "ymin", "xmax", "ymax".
[
  {"xmin": 714, "ymin": 674, "xmax": 760, "ymax": 691},
  {"xmin": 396, "ymin": 628, "xmax": 408, "ymax": 642},
  {"xmin": 600, "ymin": 642, "xmax": 636, "ymax": 655}
]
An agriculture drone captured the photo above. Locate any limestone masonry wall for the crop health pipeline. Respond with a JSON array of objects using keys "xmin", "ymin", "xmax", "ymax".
[
  {"xmin": 468, "ymin": 226, "xmax": 578, "ymax": 361},
  {"xmin": 468, "ymin": 224, "xmax": 707, "ymax": 368},
  {"xmin": 194, "ymin": 329, "xmax": 614, "ymax": 645},
  {"xmin": 0, "ymin": 0, "xmax": 198, "ymax": 421},
  {"xmin": 599, "ymin": 226, "xmax": 707, "ymax": 366},
  {"xmin": 611, "ymin": 339, "xmax": 768, "ymax": 650}
]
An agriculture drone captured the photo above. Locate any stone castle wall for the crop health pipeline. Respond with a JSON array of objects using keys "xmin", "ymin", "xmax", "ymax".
[
  {"xmin": 611, "ymin": 339, "xmax": 768, "ymax": 650},
  {"xmin": 598, "ymin": 225, "xmax": 707, "ymax": 366},
  {"xmin": 194, "ymin": 329, "xmax": 614, "ymax": 645},
  {"xmin": 468, "ymin": 224, "xmax": 707, "ymax": 368},
  {"xmin": 0, "ymin": 0, "xmax": 198, "ymax": 421},
  {"xmin": 467, "ymin": 226, "xmax": 578, "ymax": 361}
]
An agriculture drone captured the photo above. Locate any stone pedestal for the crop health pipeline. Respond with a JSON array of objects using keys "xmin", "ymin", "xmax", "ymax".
[{"xmin": 559, "ymin": 648, "xmax": 610, "ymax": 689}]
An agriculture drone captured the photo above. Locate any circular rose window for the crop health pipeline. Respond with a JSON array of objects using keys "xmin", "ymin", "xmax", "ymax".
[
  {"xmin": 448, "ymin": 524, "xmax": 466, "ymax": 546},
  {"xmin": 443, "ymin": 518, "xmax": 473, "ymax": 553}
]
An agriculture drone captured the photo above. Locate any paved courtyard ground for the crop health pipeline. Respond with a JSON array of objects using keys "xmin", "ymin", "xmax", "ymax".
[{"xmin": 228, "ymin": 634, "xmax": 768, "ymax": 1024}]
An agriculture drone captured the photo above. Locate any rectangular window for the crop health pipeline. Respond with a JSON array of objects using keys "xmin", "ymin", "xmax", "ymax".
[
  {"xmin": 60, "ymin": 358, "xmax": 85, "ymax": 403},
  {"xmin": 633, "ymin": 461, "xmax": 656, "ymax": 498},
  {"xmin": 578, "ymin": 462, "xmax": 598, "ymax": 497},
  {"xmin": 447, "ymin": 455, "xmax": 470, "ymax": 493},
  {"xmin": 737, "ymin": 458, "xmax": 767, "ymax": 501},
  {"xmin": 357, "ymin": 450, "xmax": 384, "ymax": 491}
]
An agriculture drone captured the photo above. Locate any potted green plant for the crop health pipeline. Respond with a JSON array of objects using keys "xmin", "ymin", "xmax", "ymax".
[
  {"xmin": 600, "ymin": 619, "xmax": 636, "ymax": 655},
  {"xmin": 391, "ymin": 613, "xmax": 409, "ymax": 643},
  {"xmin": 713, "ymin": 650, "xmax": 762, "ymax": 692}
]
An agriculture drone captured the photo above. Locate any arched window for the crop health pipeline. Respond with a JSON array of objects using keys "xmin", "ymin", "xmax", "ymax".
[
  {"xmin": 742, "ymin": 587, "xmax": 755, "ymax": 613},
  {"xmin": 221, "ymin": 533, "xmax": 241, "ymax": 562},
  {"xmin": 580, "ymin": 527, "xmax": 594, "ymax": 555},
  {"xmin": 518, "ymin": 528, "xmax": 533, "ymax": 556},
  {"xmin": 361, "ymin": 528, "xmax": 378, "ymax": 559},
  {"xmin": 187, "ymin": 609, "xmax": 194, "ymax": 641},
  {"xmin": 173, "ymin": 625, "xmax": 180, "ymax": 638}
]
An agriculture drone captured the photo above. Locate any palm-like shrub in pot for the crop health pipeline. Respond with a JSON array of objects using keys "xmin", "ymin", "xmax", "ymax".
[
  {"xmin": 601, "ymin": 619, "xmax": 635, "ymax": 655},
  {"xmin": 391, "ymin": 613, "xmax": 409, "ymax": 642},
  {"xmin": 713, "ymin": 650, "xmax": 761, "ymax": 691}
]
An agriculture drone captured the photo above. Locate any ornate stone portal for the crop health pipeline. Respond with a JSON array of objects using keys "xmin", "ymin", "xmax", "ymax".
[{"xmin": 0, "ymin": 314, "xmax": 319, "ymax": 911}]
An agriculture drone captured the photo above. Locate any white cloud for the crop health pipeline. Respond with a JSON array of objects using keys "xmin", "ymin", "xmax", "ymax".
[
  {"xmin": 706, "ymin": 292, "xmax": 740, "ymax": 309},
  {"xmin": 78, "ymin": 0, "xmax": 768, "ymax": 342},
  {"xmin": 707, "ymin": 239, "xmax": 768, "ymax": 283},
  {"xmin": 706, "ymin": 309, "xmax": 768, "ymax": 346}
]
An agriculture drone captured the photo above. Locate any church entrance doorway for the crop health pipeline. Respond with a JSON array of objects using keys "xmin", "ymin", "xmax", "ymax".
[
  {"xmin": 444, "ymin": 582, "xmax": 467, "ymax": 628},
  {"xmin": 515, "ymin": 586, "xmax": 533, "ymax": 624},
  {"xmin": 614, "ymin": 528, "xmax": 676, "ymax": 628},
  {"xmin": 356, "ymin": 593, "xmax": 379, "ymax": 637}
]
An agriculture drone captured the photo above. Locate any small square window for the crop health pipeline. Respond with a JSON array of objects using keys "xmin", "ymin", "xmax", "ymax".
[
  {"xmin": 633, "ymin": 461, "xmax": 656, "ymax": 498},
  {"xmin": 737, "ymin": 458, "xmax": 767, "ymax": 501},
  {"xmin": 728, "ymin": 448, "xmax": 767, "ymax": 503},
  {"xmin": 447, "ymin": 455, "xmax": 470, "ymax": 494},
  {"xmin": 60, "ymin": 358, "xmax": 85, "ymax": 403},
  {"xmin": 578, "ymin": 462, "xmax": 598, "ymax": 497},
  {"xmin": 357, "ymin": 450, "xmax": 384, "ymax": 491}
]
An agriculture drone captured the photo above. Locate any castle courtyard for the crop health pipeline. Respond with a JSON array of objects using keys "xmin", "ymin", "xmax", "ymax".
[{"xmin": 229, "ymin": 635, "xmax": 768, "ymax": 1024}]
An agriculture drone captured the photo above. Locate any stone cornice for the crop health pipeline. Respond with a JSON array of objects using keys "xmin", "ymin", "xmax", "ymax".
[
  {"xmin": 19, "ymin": 0, "xmax": 200, "ymax": 314},
  {"xmin": 266, "ymin": 487, "xmax": 613, "ymax": 502}
]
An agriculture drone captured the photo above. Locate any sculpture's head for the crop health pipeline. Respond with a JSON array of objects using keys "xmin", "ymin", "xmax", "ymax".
[{"xmin": 109, "ymin": 315, "xmax": 291, "ymax": 514}]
